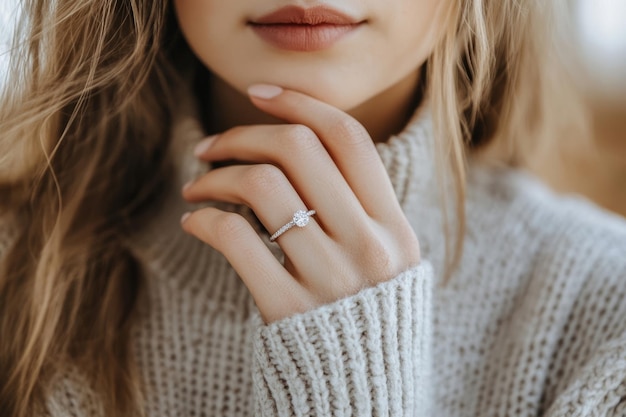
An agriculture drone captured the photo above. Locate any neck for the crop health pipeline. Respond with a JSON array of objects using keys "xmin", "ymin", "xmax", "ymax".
[{"xmin": 205, "ymin": 71, "xmax": 422, "ymax": 144}]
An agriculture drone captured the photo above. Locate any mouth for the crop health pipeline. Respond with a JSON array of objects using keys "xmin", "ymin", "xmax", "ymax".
[{"xmin": 247, "ymin": 6, "xmax": 366, "ymax": 52}]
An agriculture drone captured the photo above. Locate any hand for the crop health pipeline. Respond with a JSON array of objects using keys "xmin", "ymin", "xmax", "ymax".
[{"xmin": 181, "ymin": 84, "xmax": 420, "ymax": 323}]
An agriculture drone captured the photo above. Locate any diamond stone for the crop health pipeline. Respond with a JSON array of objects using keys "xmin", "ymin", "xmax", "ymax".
[{"xmin": 293, "ymin": 210, "xmax": 310, "ymax": 227}]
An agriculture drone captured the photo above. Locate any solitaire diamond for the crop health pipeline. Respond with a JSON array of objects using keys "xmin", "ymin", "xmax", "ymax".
[
  {"xmin": 293, "ymin": 210, "xmax": 310, "ymax": 227},
  {"xmin": 269, "ymin": 209, "xmax": 316, "ymax": 242}
]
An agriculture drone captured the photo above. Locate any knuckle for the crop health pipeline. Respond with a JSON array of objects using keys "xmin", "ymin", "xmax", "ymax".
[
  {"xmin": 328, "ymin": 266, "xmax": 364, "ymax": 297},
  {"xmin": 355, "ymin": 231, "xmax": 396, "ymax": 279},
  {"xmin": 367, "ymin": 243, "xmax": 394, "ymax": 273},
  {"xmin": 287, "ymin": 123, "xmax": 317, "ymax": 142},
  {"xmin": 239, "ymin": 164, "xmax": 286, "ymax": 195},
  {"xmin": 330, "ymin": 117, "xmax": 368, "ymax": 147},
  {"xmin": 212, "ymin": 212, "xmax": 251, "ymax": 246},
  {"xmin": 398, "ymin": 223, "xmax": 420, "ymax": 248},
  {"xmin": 282, "ymin": 124, "xmax": 321, "ymax": 155},
  {"xmin": 285, "ymin": 292, "xmax": 318, "ymax": 317},
  {"xmin": 396, "ymin": 225, "xmax": 421, "ymax": 263}
]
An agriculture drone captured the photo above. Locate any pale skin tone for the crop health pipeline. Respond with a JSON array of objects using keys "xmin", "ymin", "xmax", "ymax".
[{"xmin": 175, "ymin": 0, "xmax": 449, "ymax": 323}]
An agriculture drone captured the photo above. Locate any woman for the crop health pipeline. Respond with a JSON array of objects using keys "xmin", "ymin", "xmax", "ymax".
[{"xmin": 1, "ymin": 1, "xmax": 624, "ymax": 416}]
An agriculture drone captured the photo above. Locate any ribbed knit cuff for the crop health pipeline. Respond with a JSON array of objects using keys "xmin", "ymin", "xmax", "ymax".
[{"xmin": 252, "ymin": 262, "xmax": 433, "ymax": 417}]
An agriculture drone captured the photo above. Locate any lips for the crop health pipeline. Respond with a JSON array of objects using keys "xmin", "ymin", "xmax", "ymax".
[{"xmin": 248, "ymin": 6, "xmax": 365, "ymax": 52}]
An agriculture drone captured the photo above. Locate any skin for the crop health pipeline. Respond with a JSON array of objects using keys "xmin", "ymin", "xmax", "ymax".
[
  {"xmin": 173, "ymin": 0, "xmax": 449, "ymax": 142},
  {"xmin": 175, "ymin": 0, "xmax": 450, "ymax": 323}
]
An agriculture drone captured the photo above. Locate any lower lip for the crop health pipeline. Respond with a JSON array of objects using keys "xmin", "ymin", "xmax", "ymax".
[{"xmin": 250, "ymin": 23, "xmax": 360, "ymax": 52}]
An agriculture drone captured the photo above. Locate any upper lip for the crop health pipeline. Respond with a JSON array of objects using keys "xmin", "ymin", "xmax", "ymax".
[{"xmin": 249, "ymin": 5, "xmax": 363, "ymax": 25}]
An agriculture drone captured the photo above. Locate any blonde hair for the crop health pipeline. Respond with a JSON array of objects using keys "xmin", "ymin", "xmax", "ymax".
[
  {"xmin": 0, "ymin": 1, "xmax": 584, "ymax": 416},
  {"xmin": 0, "ymin": 1, "xmax": 177, "ymax": 416},
  {"xmin": 430, "ymin": 1, "xmax": 586, "ymax": 268}
]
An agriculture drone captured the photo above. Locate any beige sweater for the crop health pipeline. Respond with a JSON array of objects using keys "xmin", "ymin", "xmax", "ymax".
[{"xmin": 4, "ymin": 106, "xmax": 626, "ymax": 416}]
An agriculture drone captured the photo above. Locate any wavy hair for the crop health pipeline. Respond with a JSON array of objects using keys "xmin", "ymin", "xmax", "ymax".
[
  {"xmin": 0, "ymin": 1, "xmax": 179, "ymax": 416},
  {"xmin": 430, "ymin": 1, "xmax": 585, "ymax": 266},
  {"xmin": 0, "ymin": 0, "xmax": 583, "ymax": 416}
]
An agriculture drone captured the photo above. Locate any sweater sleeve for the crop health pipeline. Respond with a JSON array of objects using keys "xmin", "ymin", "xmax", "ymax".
[
  {"xmin": 544, "ymin": 335, "xmax": 626, "ymax": 417},
  {"xmin": 252, "ymin": 262, "xmax": 433, "ymax": 417}
]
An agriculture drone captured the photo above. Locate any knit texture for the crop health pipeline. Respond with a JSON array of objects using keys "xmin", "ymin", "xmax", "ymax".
[{"xmin": 2, "ymin": 104, "xmax": 626, "ymax": 416}]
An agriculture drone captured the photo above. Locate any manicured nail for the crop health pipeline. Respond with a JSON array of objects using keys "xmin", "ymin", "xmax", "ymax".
[
  {"xmin": 182, "ymin": 180, "xmax": 193, "ymax": 192},
  {"xmin": 194, "ymin": 135, "xmax": 217, "ymax": 156},
  {"xmin": 248, "ymin": 84, "xmax": 283, "ymax": 99},
  {"xmin": 180, "ymin": 212, "xmax": 191, "ymax": 224}
]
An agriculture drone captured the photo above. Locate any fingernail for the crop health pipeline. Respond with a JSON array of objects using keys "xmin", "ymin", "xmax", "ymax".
[
  {"xmin": 248, "ymin": 84, "xmax": 283, "ymax": 99},
  {"xmin": 194, "ymin": 135, "xmax": 217, "ymax": 156},
  {"xmin": 180, "ymin": 212, "xmax": 191, "ymax": 224},
  {"xmin": 182, "ymin": 180, "xmax": 193, "ymax": 192}
]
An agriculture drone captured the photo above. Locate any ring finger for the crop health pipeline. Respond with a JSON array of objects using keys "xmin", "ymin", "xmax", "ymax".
[
  {"xmin": 181, "ymin": 206, "xmax": 310, "ymax": 323},
  {"xmin": 194, "ymin": 124, "xmax": 370, "ymax": 240},
  {"xmin": 183, "ymin": 163, "xmax": 335, "ymax": 280}
]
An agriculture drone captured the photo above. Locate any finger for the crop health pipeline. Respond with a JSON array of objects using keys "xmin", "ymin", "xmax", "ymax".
[
  {"xmin": 181, "ymin": 207, "xmax": 309, "ymax": 322},
  {"xmin": 246, "ymin": 84, "xmax": 402, "ymax": 220},
  {"xmin": 183, "ymin": 163, "xmax": 324, "ymax": 241},
  {"xmin": 182, "ymin": 164, "xmax": 336, "ymax": 283},
  {"xmin": 194, "ymin": 124, "xmax": 368, "ymax": 239}
]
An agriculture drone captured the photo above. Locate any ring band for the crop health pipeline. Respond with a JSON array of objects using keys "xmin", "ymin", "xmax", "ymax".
[{"xmin": 269, "ymin": 209, "xmax": 316, "ymax": 242}]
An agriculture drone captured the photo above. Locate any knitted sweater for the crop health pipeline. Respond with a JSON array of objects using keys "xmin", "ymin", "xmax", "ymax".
[{"xmin": 3, "ymin": 105, "xmax": 626, "ymax": 416}]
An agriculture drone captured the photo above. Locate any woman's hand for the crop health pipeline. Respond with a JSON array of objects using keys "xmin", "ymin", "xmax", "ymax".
[{"xmin": 181, "ymin": 84, "xmax": 420, "ymax": 323}]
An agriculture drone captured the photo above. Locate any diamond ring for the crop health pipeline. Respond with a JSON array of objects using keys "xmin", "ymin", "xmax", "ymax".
[{"xmin": 269, "ymin": 209, "xmax": 316, "ymax": 242}]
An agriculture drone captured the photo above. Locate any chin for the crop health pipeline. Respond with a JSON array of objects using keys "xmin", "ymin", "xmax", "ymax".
[
  {"xmin": 213, "ymin": 61, "xmax": 376, "ymax": 111},
  {"xmin": 209, "ymin": 51, "xmax": 379, "ymax": 111},
  {"xmin": 257, "ymin": 78, "xmax": 370, "ymax": 110}
]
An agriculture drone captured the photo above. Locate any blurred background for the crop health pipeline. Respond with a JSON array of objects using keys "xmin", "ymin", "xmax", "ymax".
[
  {"xmin": 574, "ymin": 0, "xmax": 626, "ymax": 101},
  {"xmin": 528, "ymin": 0, "xmax": 626, "ymax": 218},
  {"xmin": 1, "ymin": 0, "xmax": 625, "ymax": 215}
]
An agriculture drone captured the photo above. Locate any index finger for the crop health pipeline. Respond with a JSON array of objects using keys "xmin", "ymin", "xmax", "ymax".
[{"xmin": 247, "ymin": 84, "xmax": 402, "ymax": 220}]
